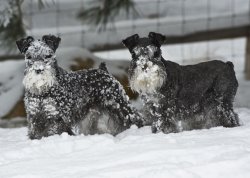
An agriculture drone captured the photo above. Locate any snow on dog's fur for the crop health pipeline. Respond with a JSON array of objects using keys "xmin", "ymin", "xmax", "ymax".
[
  {"xmin": 129, "ymin": 45, "xmax": 166, "ymax": 94},
  {"xmin": 23, "ymin": 61, "xmax": 57, "ymax": 94},
  {"xmin": 16, "ymin": 35, "xmax": 142, "ymax": 139}
]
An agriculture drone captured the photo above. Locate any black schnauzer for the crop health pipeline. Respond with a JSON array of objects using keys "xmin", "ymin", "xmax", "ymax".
[
  {"xmin": 16, "ymin": 35, "xmax": 142, "ymax": 139},
  {"xmin": 123, "ymin": 32, "xmax": 239, "ymax": 133}
]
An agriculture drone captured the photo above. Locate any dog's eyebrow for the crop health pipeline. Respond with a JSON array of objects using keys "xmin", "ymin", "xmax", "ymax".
[{"xmin": 133, "ymin": 47, "xmax": 141, "ymax": 54}]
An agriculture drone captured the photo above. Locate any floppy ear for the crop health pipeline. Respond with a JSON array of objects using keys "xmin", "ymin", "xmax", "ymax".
[
  {"xmin": 148, "ymin": 32, "xmax": 166, "ymax": 47},
  {"xmin": 42, "ymin": 35, "xmax": 61, "ymax": 52},
  {"xmin": 16, "ymin": 36, "xmax": 34, "ymax": 54},
  {"xmin": 122, "ymin": 34, "xmax": 139, "ymax": 51}
]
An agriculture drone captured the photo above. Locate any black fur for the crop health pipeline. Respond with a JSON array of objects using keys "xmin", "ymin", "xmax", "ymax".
[
  {"xmin": 16, "ymin": 36, "xmax": 34, "ymax": 54},
  {"xmin": 123, "ymin": 32, "xmax": 239, "ymax": 133}
]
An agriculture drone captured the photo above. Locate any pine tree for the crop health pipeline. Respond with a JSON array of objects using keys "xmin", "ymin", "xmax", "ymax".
[
  {"xmin": 77, "ymin": 0, "xmax": 137, "ymax": 31},
  {"xmin": 0, "ymin": 0, "xmax": 45, "ymax": 53},
  {"xmin": 0, "ymin": 0, "xmax": 25, "ymax": 52}
]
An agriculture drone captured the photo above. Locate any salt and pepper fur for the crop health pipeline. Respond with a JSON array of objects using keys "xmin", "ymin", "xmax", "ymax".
[
  {"xmin": 17, "ymin": 35, "xmax": 142, "ymax": 139},
  {"xmin": 129, "ymin": 45, "xmax": 166, "ymax": 94},
  {"xmin": 123, "ymin": 32, "xmax": 240, "ymax": 133}
]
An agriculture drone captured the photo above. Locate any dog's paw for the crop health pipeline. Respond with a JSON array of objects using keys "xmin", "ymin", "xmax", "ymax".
[
  {"xmin": 151, "ymin": 120, "xmax": 179, "ymax": 134},
  {"xmin": 151, "ymin": 119, "xmax": 165, "ymax": 133},
  {"xmin": 151, "ymin": 125, "xmax": 160, "ymax": 133},
  {"xmin": 162, "ymin": 126, "xmax": 178, "ymax": 134},
  {"xmin": 161, "ymin": 121, "xmax": 179, "ymax": 134}
]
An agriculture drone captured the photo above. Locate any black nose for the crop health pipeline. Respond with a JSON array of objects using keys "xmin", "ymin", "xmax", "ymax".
[
  {"xmin": 35, "ymin": 69, "xmax": 43, "ymax": 74},
  {"xmin": 143, "ymin": 64, "xmax": 148, "ymax": 70}
]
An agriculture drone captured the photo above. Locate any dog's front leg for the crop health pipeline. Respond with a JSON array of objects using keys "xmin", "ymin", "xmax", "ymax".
[
  {"xmin": 150, "ymin": 99, "xmax": 178, "ymax": 134},
  {"xmin": 27, "ymin": 114, "xmax": 73, "ymax": 139},
  {"xmin": 27, "ymin": 114, "xmax": 47, "ymax": 139},
  {"xmin": 141, "ymin": 95, "xmax": 166, "ymax": 133}
]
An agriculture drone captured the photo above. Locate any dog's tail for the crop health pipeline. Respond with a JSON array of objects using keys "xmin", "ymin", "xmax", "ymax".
[
  {"xmin": 99, "ymin": 62, "xmax": 109, "ymax": 72},
  {"xmin": 226, "ymin": 61, "xmax": 234, "ymax": 69}
]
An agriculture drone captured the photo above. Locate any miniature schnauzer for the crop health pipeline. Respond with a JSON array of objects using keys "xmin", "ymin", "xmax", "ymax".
[
  {"xmin": 123, "ymin": 32, "xmax": 239, "ymax": 133},
  {"xmin": 16, "ymin": 35, "xmax": 142, "ymax": 139}
]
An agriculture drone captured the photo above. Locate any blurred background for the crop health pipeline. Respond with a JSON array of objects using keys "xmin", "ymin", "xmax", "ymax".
[{"xmin": 0, "ymin": 0, "xmax": 250, "ymax": 127}]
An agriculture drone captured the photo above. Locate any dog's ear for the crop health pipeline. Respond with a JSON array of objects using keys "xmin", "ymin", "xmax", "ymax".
[
  {"xmin": 42, "ymin": 35, "xmax": 61, "ymax": 52},
  {"xmin": 148, "ymin": 32, "xmax": 166, "ymax": 47},
  {"xmin": 16, "ymin": 36, "xmax": 34, "ymax": 54},
  {"xmin": 122, "ymin": 34, "xmax": 139, "ymax": 51}
]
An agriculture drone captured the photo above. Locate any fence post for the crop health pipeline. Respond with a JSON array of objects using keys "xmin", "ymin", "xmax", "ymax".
[{"xmin": 246, "ymin": 33, "xmax": 250, "ymax": 80}]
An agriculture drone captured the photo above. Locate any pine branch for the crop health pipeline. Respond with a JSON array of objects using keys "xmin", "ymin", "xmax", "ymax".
[
  {"xmin": 77, "ymin": 0, "xmax": 138, "ymax": 31},
  {"xmin": 0, "ymin": 0, "xmax": 25, "ymax": 52},
  {"xmin": 0, "ymin": 0, "xmax": 51, "ymax": 53}
]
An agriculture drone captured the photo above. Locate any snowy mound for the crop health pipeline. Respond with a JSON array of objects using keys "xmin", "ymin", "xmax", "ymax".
[
  {"xmin": 0, "ymin": 108, "xmax": 250, "ymax": 178},
  {"xmin": 0, "ymin": 60, "xmax": 24, "ymax": 118}
]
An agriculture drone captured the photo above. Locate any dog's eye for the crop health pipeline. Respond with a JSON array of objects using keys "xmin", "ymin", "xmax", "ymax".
[
  {"xmin": 45, "ymin": 54, "xmax": 52, "ymax": 59},
  {"xmin": 26, "ymin": 55, "xmax": 32, "ymax": 59},
  {"xmin": 131, "ymin": 52, "xmax": 137, "ymax": 58},
  {"xmin": 154, "ymin": 51, "xmax": 160, "ymax": 57},
  {"xmin": 27, "ymin": 60, "xmax": 33, "ymax": 66}
]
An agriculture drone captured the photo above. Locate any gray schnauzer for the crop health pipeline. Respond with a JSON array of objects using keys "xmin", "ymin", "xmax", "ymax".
[
  {"xmin": 16, "ymin": 35, "xmax": 142, "ymax": 139},
  {"xmin": 123, "ymin": 32, "xmax": 239, "ymax": 133}
]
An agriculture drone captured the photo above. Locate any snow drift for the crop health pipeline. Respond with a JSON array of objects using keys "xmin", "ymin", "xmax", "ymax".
[{"xmin": 0, "ymin": 108, "xmax": 250, "ymax": 178}]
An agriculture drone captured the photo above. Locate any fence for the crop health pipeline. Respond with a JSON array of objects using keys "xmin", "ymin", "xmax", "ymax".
[{"xmin": 21, "ymin": 0, "xmax": 250, "ymax": 73}]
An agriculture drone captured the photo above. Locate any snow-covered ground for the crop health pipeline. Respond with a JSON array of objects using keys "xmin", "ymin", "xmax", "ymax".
[
  {"xmin": 1, "ymin": 1, "xmax": 250, "ymax": 176},
  {"xmin": 0, "ymin": 108, "xmax": 250, "ymax": 178}
]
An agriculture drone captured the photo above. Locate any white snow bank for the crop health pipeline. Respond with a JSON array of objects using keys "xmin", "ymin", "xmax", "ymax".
[
  {"xmin": 56, "ymin": 47, "xmax": 129, "ymax": 77},
  {"xmin": 0, "ymin": 108, "xmax": 250, "ymax": 178},
  {"xmin": 0, "ymin": 60, "xmax": 24, "ymax": 117}
]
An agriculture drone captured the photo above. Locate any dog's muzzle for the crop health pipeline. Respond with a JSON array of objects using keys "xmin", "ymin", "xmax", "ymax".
[
  {"xmin": 130, "ymin": 60, "xmax": 166, "ymax": 94},
  {"xmin": 35, "ymin": 69, "xmax": 43, "ymax": 74},
  {"xmin": 23, "ymin": 61, "xmax": 57, "ymax": 94},
  {"xmin": 33, "ymin": 61, "xmax": 45, "ymax": 74}
]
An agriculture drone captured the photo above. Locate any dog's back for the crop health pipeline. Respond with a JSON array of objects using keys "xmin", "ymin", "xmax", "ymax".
[{"xmin": 161, "ymin": 60, "xmax": 238, "ymax": 107}]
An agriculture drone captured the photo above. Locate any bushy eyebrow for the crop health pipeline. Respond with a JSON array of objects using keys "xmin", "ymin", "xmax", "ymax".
[
  {"xmin": 132, "ymin": 46, "xmax": 140, "ymax": 54},
  {"xmin": 147, "ymin": 45, "xmax": 157, "ymax": 51},
  {"xmin": 133, "ymin": 45, "xmax": 157, "ymax": 55}
]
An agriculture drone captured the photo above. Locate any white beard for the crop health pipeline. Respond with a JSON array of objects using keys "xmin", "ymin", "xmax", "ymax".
[
  {"xmin": 23, "ymin": 68, "xmax": 57, "ymax": 94},
  {"xmin": 130, "ymin": 61, "xmax": 166, "ymax": 94}
]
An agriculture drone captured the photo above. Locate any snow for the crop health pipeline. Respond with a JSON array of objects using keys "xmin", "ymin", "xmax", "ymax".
[
  {"xmin": 0, "ymin": 108, "xmax": 250, "ymax": 178},
  {"xmin": 56, "ymin": 47, "xmax": 129, "ymax": 77},
  {"xmin": 0, "ymin": 1, "xmax": 249, "ymax": 176},
  {"xmin": 0, "ymin": 60, "xmax": 24, "ymax": 117}
]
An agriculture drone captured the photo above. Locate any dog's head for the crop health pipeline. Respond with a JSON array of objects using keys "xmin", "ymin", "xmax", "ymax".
[
  {"xmin": 16, "ymin": 35, "xmax": 61, "ymax": 94},
  {"xmin": 122, "ymin": 32, "xmax": 167, "ymax": 94}
]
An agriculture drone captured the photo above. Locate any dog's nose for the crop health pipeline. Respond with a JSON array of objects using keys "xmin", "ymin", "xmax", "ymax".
[
  {"xmin": 35, "ymin": 69, "xmax": 43, "ymax": 74},
  {"xmin": 143, "ymin": 63, "xmax": 148, "ymax": 69}
]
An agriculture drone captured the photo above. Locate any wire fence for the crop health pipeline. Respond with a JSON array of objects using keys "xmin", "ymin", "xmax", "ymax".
[{"xmin": 22, "ymin": 0, "xmax": 250, "ymax": 72}]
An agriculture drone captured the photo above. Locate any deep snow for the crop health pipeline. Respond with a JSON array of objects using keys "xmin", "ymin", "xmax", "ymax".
[{"xmin": 0, "ymin": 108, "xmax": 250, "ymax": 178}]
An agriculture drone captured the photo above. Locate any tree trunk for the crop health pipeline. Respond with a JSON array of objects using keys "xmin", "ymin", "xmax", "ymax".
[{"xmin": 245, "ymin": 34, "xmax": 250, "ymax": 80}]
